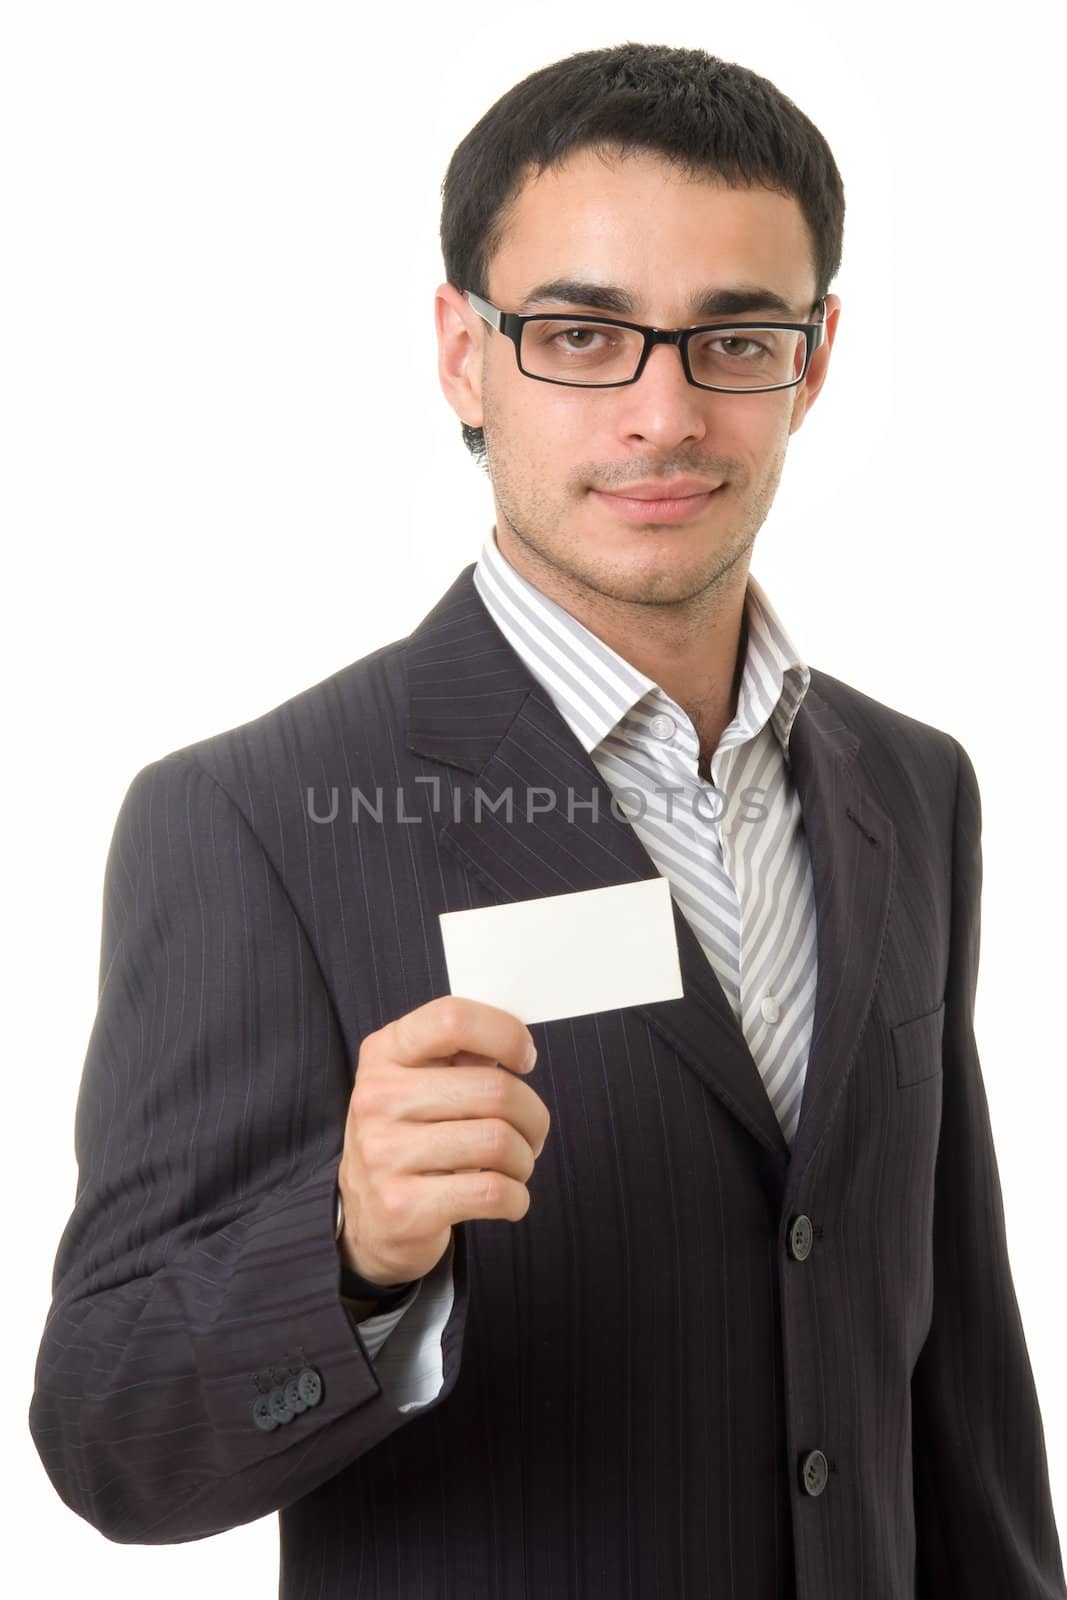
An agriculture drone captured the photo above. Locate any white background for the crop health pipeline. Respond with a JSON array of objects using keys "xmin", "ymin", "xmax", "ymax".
[{"xmin": 5, "ymin": 2, "xmax": 1063, "ymax": 1592}]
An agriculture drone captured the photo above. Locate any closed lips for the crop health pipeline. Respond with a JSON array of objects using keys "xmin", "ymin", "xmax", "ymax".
[{"xmin": 602, "ymin": 479, "xmax": 722, "ymax": 498}]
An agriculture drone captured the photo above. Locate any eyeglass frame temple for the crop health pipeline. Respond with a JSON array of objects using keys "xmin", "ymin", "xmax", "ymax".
[{"xmin": 461, "ymin": 288, "xmax": 826, "ymax": 392}]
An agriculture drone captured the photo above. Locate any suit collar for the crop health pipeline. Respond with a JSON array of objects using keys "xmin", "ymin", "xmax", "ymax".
[{"xmin": 406, "ymin": 563, "xmax": 895, "ymax": 1202}]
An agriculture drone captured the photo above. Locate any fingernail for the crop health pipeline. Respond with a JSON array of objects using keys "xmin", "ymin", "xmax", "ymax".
[{"xmin": 524, "ymin": 1040, "xmax": 538, "ymax": 1071}]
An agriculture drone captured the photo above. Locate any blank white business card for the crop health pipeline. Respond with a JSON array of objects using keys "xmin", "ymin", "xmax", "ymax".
[{"xmin": 438, "ymin": 876, "xmax": 684, "ymax": 1025}]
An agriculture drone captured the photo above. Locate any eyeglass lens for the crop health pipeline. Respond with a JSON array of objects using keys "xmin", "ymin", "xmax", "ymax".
[{"xmin": 519, "ymin": 318, "xmax": 808, "ymax": 390}]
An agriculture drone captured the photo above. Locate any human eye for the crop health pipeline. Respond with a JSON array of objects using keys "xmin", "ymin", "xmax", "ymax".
[
  {"xmin": 549, "ymin": 323, "xmax": 618, "ymax": 351},
  {"xmin": 706, "ymin": 333, "xmax": 771, "ymax": 359}
]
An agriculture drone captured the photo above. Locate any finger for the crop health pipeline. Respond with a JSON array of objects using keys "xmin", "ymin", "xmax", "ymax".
[
  {"xmin": 409, "ymin": 1168, "xmax": 534, "ymax": 1228},
  {"xmin": 383, "ymin": 1064, "xmax": 551, "ymax": 1156},
  {"xmin": 380, "ymin": 1117, "xmax": 538, "ymax": 1182},
  {"xmin": 391, "ymin": 995, "xmax": 536, "ymax": 1077}
]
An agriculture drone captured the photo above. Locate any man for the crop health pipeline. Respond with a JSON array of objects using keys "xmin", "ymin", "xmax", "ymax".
[{"xmin": 29, "ymin": 42, "xmax": 1066, "ymax": 1599}]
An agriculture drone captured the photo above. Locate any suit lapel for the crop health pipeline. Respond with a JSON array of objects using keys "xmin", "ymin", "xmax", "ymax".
[{"xmin": 406, "ymin": 564, "xmax": 896, "ymax": 1188}]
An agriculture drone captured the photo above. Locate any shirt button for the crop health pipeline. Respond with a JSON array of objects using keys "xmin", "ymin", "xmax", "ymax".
[
  {"xmin": 761, "ymin": 995, "xmax": 781, "ymax": 1024},
  {"xmin": 649, "ymin": 713, "xmax": 675, "ymax": 740}
]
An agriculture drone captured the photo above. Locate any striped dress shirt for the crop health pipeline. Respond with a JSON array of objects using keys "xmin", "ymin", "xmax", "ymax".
[{"xmin": 357, "ymin": 524, "xmax": 818, "ymax": 1411}]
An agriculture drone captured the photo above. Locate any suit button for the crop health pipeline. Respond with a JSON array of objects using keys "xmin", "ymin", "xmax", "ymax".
[
  {"xmin": 269, "ymin": 1384, "xmax": 294, "ymax": 1424},
  {"xmin": 787, "ymin": 1214, "xmax": 814, "ymax": 1260},
  {"xmin": 252, "ymin": 1394, "xmax": 279, "ymax": 1432},
  {"xmin": 284, "ymin": 1374, "xmax": 309, "ymax": 1414},
  {"xmin": 296, "ymin": 1366, "xmax": 323, "ymax": 1407},
  {"xmin": 799, "ymin": 1449, "xmax": 829, "ymax": 1496}
]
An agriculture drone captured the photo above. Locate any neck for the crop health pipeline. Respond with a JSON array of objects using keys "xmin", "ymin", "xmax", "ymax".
[{"xmin": 491, "ymin": 524, "xmax": 751, "ymax": 767}]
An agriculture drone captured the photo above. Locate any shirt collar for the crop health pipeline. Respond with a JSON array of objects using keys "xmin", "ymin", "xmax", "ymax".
[{"xmin": 472, "ymin": 526, "xmax": 811, "ymax": 762}]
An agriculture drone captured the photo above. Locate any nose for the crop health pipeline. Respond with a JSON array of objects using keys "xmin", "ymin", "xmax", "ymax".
[{"xmin": 615, "ymin": 339, "xmax": 709, "ymax": 442}]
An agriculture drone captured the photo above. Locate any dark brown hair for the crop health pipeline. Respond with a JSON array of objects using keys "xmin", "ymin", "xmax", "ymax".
[{"xmin": 439, "ymin": 43, "xmax": 846, "ymax": 467}]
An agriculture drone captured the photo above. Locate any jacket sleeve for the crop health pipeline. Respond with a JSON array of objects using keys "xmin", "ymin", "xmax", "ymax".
[
  {"xmin": 910, "ymin": 737, "xmax": 1066, "ymax": 1597},
  {"xmin": 27, "ymin": 753, "xmax": 467, "ymax": 1545}
]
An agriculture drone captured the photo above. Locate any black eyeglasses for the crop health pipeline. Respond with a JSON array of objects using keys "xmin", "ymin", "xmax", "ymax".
[{"xmin": 463, "ymin": 288, "xmax": 827, "ymax": 395}]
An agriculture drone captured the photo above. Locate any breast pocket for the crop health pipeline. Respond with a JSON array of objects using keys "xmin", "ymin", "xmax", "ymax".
[{"xmin": 891, "ymin": 999, "xmax": 946, "ymax": 1087}]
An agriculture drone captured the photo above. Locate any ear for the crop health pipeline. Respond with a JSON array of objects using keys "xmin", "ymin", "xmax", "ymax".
[
  {"xmin": 789, "ymin": 293, "xmax": 841, "ymax": 435},
  {"xmin": 436, "ymin": 283, "xmax": 485, "ymax": 429}
]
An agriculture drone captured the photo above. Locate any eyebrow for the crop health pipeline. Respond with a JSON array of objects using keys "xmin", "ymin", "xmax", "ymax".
[{"xmin": 516, "ymin": 277, "xmax": 803, "ymax": 320}]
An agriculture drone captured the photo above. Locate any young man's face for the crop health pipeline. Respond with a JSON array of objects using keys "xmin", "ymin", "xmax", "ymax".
[{"xmin": 438, "ymin": 146, "xmax": 840, "ymax": 609}]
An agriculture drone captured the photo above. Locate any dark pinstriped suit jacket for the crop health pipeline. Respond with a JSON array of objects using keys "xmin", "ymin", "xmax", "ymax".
[{"xmin": 29, "ymin": 560, "xmax": 1066, "ymax": 1598}]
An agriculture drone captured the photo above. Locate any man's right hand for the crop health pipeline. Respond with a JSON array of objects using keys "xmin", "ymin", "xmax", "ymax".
[{"xmin": 336, "ymin": 995, "xmax": 550, "ymax": 1290}]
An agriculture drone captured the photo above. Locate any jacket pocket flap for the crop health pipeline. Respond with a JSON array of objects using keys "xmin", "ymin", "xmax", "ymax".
[{"xmin": 891, "ymin": 999, "xmax": 946, "ymax": 1087}]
